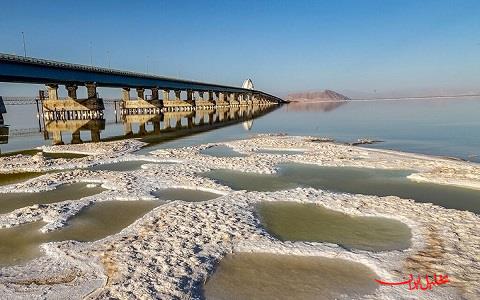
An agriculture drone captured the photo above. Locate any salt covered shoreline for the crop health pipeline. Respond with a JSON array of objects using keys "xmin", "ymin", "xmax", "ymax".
[{"xmin": 0, "ymin": 135, "xmax": 479, "ymax": 299}]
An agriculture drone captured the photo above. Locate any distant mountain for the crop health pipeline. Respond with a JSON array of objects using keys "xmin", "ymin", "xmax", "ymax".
[{"xmin": 286, "ymin": 90, "xmax": 350, "ymax": 102}]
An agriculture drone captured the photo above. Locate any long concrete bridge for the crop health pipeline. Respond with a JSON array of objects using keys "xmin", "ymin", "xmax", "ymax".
[{"xmin": 0, "ymin": 53, "xmax": 284, "ymax": 121}]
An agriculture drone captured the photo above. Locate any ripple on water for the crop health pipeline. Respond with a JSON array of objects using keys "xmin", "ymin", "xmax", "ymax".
[
  {"xmin": 152, "ymin": 188, "xmax": 222, "ymax": 202},
  {"xmin": 257, "ymin": 202, "xmax": 412, "ymax": 251},
  {"xmin": 203, "ymin": 253, "xmax": 378, "ymax": 300},
  {"xmin": 0, "ymin": 200, "xmax": 162, "ymax": 266}
]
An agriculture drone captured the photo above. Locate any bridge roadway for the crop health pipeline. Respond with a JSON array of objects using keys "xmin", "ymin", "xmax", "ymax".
[{"xmin": 0, "ymin": 53, "xmax": 284, "ymax": 103}]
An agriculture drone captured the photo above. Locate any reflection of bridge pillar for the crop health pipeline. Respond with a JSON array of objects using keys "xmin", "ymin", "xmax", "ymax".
[
  {"xmin": 124, "ymin": 121, "xmax": 133, "ymax": 136},
  {"xmin": 198, "ymin": 112, "xmax": 205, "ymax": 125},
  {"xmin": 71, "ymin": 130, "xmax": 82, "ymax": 144},
  {"xmin": 164, "ymin": 116, "xmax": 171, "ymax": 129},
  {"xmin": 66, "ymin": 84, "xmax": 77, "ymax": 100},
  {"xmin": 208, "ymin": 111, "xmax": 214, "ymax": 125},
  {"xmin": 187, "ymin": 116, "xmax": 194, "ymax": 128},
  {"xmin": 52, "ymin": 130, "xmax": 64, "ymax": 145},
  {"xmin": 47, "ymin": 84, "xmax": 59, "ymax": 100},
  {"xmin": 175, "ymin": 117, "xmax": 182, "ymax": 128},
  {"xmin": 153, "ymin": 120, "xmax": 161, "ymax": 133},
  {"xmin": 91, "ymin": 129, "xmax": 101, "ymax": 142},
  {"xmin": 138, "ymin": 123, "xmax": 147, "ymax": 135}
]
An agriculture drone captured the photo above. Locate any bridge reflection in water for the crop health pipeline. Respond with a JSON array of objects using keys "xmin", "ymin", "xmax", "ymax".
[{"xmin": 43, "ymin": 104, "xmax": 278, "ymax": 146}]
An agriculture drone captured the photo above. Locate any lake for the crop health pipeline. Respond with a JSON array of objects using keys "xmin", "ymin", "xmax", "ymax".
[{"xmin": 1, "ymin": 98, "xmax": 480, "ymax": 162}]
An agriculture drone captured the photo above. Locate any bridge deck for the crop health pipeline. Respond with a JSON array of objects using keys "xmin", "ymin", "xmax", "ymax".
[{"xmin": 0, "ymin": 53, "xmax": 283, "ymax": 102}]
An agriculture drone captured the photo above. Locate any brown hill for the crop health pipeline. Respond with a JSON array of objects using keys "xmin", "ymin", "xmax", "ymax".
[{"xmin": 286, "ymin": 90, "xmax": 350, "ymax": 102}]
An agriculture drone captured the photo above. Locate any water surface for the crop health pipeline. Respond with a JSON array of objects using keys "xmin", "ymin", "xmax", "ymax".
[
  {"xmin": 200, "ymin": 145, "xmax": 246, "ymax": 158},
  {"xmin": 0, "ymin": 200, "xmax": 161, "ymax": 266},
  {"xmin": 140, "ymin": 99, "xmax": 480, "ymax": 162},
  {"xmin": 42, "ymin": 152, "xmax": 89, "ymax": 159},
  {"xmin": 203, "ymin": 253, "xmax": 378, "ymax": 300},
  {"xmin": 88, "ymin": 160, "xmax": 154, "ymax": 171},
  {"xmin": 257, "ymin": 202, "xmax": 411, "ymax": 251},
  {"xmin": 152, "ymin": 188, "xmax": 221, "ymax": 202},
  {"xmin": 0, "ymin": 172, "xmax": 43, "ymax": 186},
  {"xmin": 204, "ymin": 164, "xmax": 480, "ymax": 214},
  {"xmin": 0, "ymin": 182, "xmax": 105, "ymax": 214},
  {"xmin": 47, "ymin": 200, "xmax": 162, "ymax": 242}
]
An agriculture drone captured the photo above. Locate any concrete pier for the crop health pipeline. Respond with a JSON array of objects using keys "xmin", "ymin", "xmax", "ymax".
[
  {"xmin": 121, "ymin": 87, "xmax": 162, "ymax": 115},
  {"xmin": 35, "ymin": 78, "xmax": 279, "ymax": 123},
  {"xmin": 43, "ymin": 83, "xmax": 105, "ymax": 121}
]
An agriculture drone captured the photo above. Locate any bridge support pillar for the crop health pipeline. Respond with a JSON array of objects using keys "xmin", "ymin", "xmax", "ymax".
[
  {"xmin": 47, "ymin": 84, "xmax": 59, "ymax": 100},
  {"xmin": 136, "ymin": 88, "xmax": 145, "ymax": 100},
  {"xmin": 174, "ymin": 90, "xmax": 181, "ymax": 101},
  {"xmin": 66, "ymin": 84, "xmax": 77, "ymax": 100},
  {"xmin": 229, "ymin": 93, "xmax": 240, "ymax": 106},
  {"xmin": 86, "ymin": 83, "xmax": 97, "ymax": 99},
  {"xmin": 163, "ymin": 89, "xmax": 170, "ymax": 101},
  {"xmin": 43, "ymin": 83, "xmax": 104, "ymax": 121},
  {"xmin": 151, "ymin": 88, "xmax": 159, "ymax": 100},
  {"xmin": 120, "ymin": 87, "xmax": 162, "ymax": 115},
  {"xmin": 122, "ymin": 88, "xmax": 131, "ymax": 101},
  {"xmin": 218, "ymin": 92, "xmax": 228, "ymax": 106}
]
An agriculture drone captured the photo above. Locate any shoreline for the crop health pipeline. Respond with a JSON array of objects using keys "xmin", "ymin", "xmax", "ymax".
[{"xmin": 0, "ymin": 135, "xmax": 478, "ymax": 299}]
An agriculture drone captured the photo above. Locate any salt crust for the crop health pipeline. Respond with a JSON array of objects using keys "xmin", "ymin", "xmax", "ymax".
[{"xmin": 0, "ymin": 135, "xmax": 478, "ymax": 299}]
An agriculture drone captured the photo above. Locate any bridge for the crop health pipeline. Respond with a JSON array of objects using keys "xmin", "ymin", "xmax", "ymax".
[{"xmin": 0, "ymin": 53, "xmax": 284, "ymax": 121}]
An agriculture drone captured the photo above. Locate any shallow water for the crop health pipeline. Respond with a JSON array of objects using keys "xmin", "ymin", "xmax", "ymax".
[
  {"xmin": 200, "ymin": 145, "xmax": 246, "ymax": 158},
  {"xmin": 203, "ymin": 253, "xmax": 378, "ymax": 300},
  {"xmin": 256, "ymin": 149, "xmax": 304, "ymax": 155},
  {"xmin": 0, "ymin": 172, "xmax": 43, "ymax": 186},
  {"xmin": 47, "ymin": 200, "xmax": 162, "ymax": 242},
  {"xmin": 0, "ymin": 200, "xmax": 162, "ymax": 266},
  {"xmin": 203, "ymin": 169, "xmax": 300, "ymax": 192},
  {"xmin": 204, "ymin": 164, "xmax": 480, "ymax": 214},
  {"xmin": 88, "ymin": 160, "xmax": 155, "ymax": 171},
  {"xmin": 42, "ymin": 152, "xmax": 89, "ymax": 159},
  {"xmin": 152, "ymin": 188, "xmax": 221, "ymax": 202},
  {"xmin": 0, "ymin": 182, "xmax": 105, "ymax": 214},
  {"xmin": 0, "ymin": 221, "xmax": 45, "ymax": 266},
  {"xmin": 257, "ymin": 202, "xmax": 411, "ymax": 251}
]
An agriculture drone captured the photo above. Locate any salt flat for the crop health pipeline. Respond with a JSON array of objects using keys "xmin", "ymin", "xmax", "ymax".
[{"xmin": 0, "ymin": 135, "xmax": 478, "ymax": 299}]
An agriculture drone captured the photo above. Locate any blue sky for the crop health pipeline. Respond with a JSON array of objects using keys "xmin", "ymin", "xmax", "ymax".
[{"xmin": 0, "ymin": 0, "xmax": 479, "ymax": 97}]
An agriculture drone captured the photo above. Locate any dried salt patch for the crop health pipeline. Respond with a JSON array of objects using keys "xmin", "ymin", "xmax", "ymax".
[{"xmin": 86, "ymin": 184, "xmax": 97, "ymax": 188}]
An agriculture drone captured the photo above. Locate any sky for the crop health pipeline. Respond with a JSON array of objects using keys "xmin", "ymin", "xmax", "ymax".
[{"xmin": 0, "ymin": 0, "xmax": 479, "ymax": 98}]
